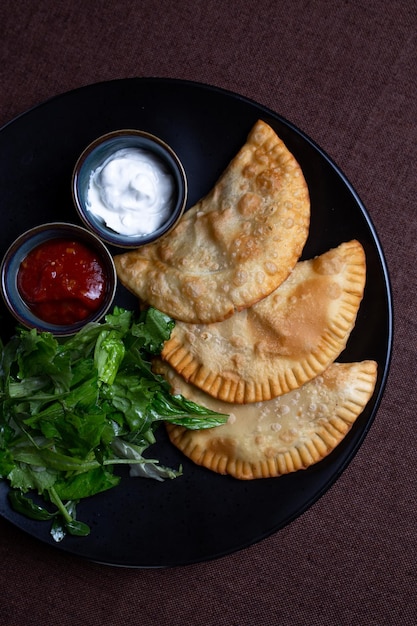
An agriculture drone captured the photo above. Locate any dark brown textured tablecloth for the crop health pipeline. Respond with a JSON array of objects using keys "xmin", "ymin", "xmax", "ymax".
[{"xmin": 0, "ymin": 1, "xmax": 416, "ymax": 624}]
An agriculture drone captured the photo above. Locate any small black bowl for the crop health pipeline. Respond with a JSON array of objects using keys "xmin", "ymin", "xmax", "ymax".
[
  {"xmin": 0, "ymin": 222, "xmax": 117, "ymax": 336},
  {"xmin": 72, "ymin": 129, "xmax": 188, "ymax": 248}
]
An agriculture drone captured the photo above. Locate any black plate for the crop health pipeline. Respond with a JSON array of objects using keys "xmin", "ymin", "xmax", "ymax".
[{"xmin": 0, "ymin": 78, "xmax": 392, "ymax": 567}]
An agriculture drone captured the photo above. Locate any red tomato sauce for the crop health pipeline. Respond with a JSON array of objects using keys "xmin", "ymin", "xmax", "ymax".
[{"xmin": 17, "ymin": 238, "xmax": 107, "ymax": 325}]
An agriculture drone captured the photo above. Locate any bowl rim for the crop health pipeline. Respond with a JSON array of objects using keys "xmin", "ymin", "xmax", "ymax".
[
  {"xmin": 71, "ymin": 128, "xmax": 188, "ymax": 248},
  {"xmin": 0, "ymin": 221, "xmax": 117, "ymax": 336}
]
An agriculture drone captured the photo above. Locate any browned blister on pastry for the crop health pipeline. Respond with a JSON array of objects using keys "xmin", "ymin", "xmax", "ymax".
[
  {"xmin": 114, "ymin": 120, "xmax": 310, "ymax": 324},
  {"xmin": 161, "ymin": 240, "xmax": 367, "ymax": 403},
  {"xmin": 157, "ymin": 360, "xmax": 377, "ymax": 480}
]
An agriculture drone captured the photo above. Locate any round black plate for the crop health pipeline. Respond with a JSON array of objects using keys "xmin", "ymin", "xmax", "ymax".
[{"xmin": 0, "ymin": 78, "xmax": 392, "ymax": 567}]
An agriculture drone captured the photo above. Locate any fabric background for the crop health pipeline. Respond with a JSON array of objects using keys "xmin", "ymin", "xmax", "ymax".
[{"xmin": 0, "ymin": 1, "xmax": 416, "ymax": 624}]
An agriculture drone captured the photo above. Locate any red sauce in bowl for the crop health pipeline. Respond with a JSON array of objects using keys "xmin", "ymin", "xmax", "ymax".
[{"xmin": 17, "ymin": 238, "xmax": 107, "ymax": 325}]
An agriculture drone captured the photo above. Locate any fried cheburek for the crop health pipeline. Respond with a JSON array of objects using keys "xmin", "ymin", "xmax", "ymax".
[
  {"xmin": 156, "ymin": 359, "xmax": 377, "ymax": 480},
  {"xmin": 114, "ymin": 120, "xmax": 310, "ymax": 324},
  {"xmin": 161, "ymin": 240, "xmax": 366, "ymax": 403}
]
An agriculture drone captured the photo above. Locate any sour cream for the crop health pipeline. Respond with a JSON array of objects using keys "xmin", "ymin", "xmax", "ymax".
[{"xmin": 86, "ymin": 147, "xmax": 175, "ymax": 237}]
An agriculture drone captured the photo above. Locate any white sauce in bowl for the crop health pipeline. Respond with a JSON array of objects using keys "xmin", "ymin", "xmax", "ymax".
[{"xmin": 86, "ymin": 148, "xmax": 175, "ymax": 237}]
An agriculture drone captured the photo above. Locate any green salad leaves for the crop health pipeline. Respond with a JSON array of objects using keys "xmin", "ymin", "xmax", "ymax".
[{"xmin": 0, "ymin": 307, "xmax": 227, "ymax": 541}]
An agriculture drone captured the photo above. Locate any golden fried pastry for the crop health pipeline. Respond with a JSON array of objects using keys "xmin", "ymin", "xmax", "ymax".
[
  {"xmin": 157, "ymin": 359, "xmax": 377, "ymax": 480},
  {"xmin": 161, "ymin": 240, "xmax": 366, "ymax": 403},
  {"xmin": 114, "ymin": 120, "xmax": 310, "ymax": 323}
]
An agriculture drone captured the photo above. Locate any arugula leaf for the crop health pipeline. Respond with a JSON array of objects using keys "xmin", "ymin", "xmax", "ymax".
[
  {"xmin": 53, "ymin": 467, "xmax": 120, "ymax": 500},
  {"xmin": 48, "ymin": 488, "xmax": 91, "ymax": 540},
  {"xmin": 8, "ymin": 490, "xmax": 55, "ymax": 521},
  {"xmin": 94, "ymin": 329, "xmax": 125, "ymax": 385},
  {"xmin": 131, "ymin": 307, "xmax": 175, "ymax": 353},
  {"xmin": 0, "ymin": 307, "xmax": 228, "ymax": 540}
]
